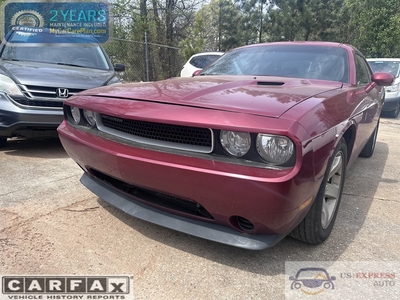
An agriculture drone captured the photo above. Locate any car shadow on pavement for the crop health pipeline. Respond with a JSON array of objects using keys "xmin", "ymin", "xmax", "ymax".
[
  {"xmin": 97, "ymin": 140, "xmax": 389, "ymax": 276},
  {"xmin": 0, "ymin": 137, "xmax": 69, "ymax": 159}
]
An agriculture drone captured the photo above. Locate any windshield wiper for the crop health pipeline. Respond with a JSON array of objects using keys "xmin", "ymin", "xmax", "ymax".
[
  {"xmin": 56, "ymin": 62, "xmax": 85, "ymax": 68},
  {"xmin": 1, "ymin": 58, "xmax": 19, "ymax": 61}
]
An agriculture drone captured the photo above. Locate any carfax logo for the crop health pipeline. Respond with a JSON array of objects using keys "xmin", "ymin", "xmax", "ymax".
[
  {"xmin": 1, "ymin": 276, "xmax": 131, "ymax": 297},
  {"xmin": 289, "ymin": 267, "xmax": 336, "ymax": 296}
]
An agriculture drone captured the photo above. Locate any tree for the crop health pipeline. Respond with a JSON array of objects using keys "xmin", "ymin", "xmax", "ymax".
[
  {"xmin": 340, "ymin": 0, "xmax": 400, "ymax": 57},
  {"xmin": 110, "ymin": 0, "xmax": 208, "ymax": 80},
  {"xmin": 268, "ymin": 0, "xmax": 343, "ymax": 42},
  {"xmin": 182, "ymin": 0, "xmax": 241, "ymax": 55},
  {"xmin": 234, "ymin": 0, "xmax": 276, "ymax": 44}
]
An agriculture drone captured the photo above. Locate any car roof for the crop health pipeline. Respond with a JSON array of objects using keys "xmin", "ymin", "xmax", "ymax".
[
  {"xmin": 233, "ymin": 41, "xmax": 359, "ymax": 56},
  {"xmin": 238, "ymin": 41, "xmax": 349, "ymax": 49},
  {"xmin": 191, "ymin": 52, "xmax": 224, "ymax": 57}
]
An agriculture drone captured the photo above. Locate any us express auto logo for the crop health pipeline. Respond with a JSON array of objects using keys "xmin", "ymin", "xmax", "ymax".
[
  {"xmin": 2, "ymin": 276, "xmax": 130, "ymax": 294},
  {"xmin": 289, "ymin": 267, "xmax": 336, "ymax": 295}
]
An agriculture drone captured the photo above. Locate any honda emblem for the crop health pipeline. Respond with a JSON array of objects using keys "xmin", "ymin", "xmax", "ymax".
[{"xmin": 56, "ymin": 88, "xmax": 69, "ymax": 98}]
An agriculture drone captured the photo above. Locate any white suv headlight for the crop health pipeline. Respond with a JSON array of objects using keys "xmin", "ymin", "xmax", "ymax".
[
  {"xmin": 386, "ymin": 83, "xmax": 399, "ymax": 92},
  {"xmin": 0, "ymin": 74, "xmax": 23, "ymax": 96},
  {"xmin": 256, "ymin": 134, "xmax": 294, "ymax": 165}
]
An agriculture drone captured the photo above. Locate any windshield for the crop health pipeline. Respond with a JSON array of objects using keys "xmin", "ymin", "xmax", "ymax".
[
  {"xmin": 201, "ymin": 45, "xmax": 349, "ymax": 83},
  {"xmin": 368, "ymin": 61, "xmax": 400, "ymax": 77},
  {"xmin": 0, "ymin": 30, "xmax": 110, "ymax": 70}
]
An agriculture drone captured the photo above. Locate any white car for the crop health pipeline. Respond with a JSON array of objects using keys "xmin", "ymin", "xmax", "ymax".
[
  {"xmin": 180, "ymin": 52, "xmax": 223, "ymax": 77},
  {"xmin": 367, "ymin": 58, "xmax": 400, "ymax": 118}
]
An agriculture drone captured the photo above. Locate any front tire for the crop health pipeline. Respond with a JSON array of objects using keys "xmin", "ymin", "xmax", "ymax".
[
  {"xmin": 290, "ymin": 138, "xmax": 347, "ymax": 244},
  {"xmin": 360, "ymin": 120, "xmax": 379, "ymax": 158}
]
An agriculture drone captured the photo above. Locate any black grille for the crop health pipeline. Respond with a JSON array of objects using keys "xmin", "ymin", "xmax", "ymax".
[
  {"xmin": 100, "ymin": 114, "xmax": 212, "ymax": 148},
  {"xmin": 11, "ymin": 97, "xmax": 64, "ymax": 108},
  {"xmin": 12, "ymin": 85, "xmax": 85, "ymax": 108},
  {"xmin": 20, "ymin": 85, "xmax": 84, "ymax": 99},
  {"xmin": 90, "ymin": 169, "xmax": 213, "ymax": 219}
]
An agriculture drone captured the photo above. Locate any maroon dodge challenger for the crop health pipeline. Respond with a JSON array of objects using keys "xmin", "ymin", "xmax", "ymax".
[{"xmin": 58, "ymin": 42, "xmax": 393, "ymax": 250}]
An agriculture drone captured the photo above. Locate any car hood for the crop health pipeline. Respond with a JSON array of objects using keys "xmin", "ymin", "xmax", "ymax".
[
  {"xmin": 0, "ymin": 60, "xmax": 115, "ymax": 89},
  {"xmin": 79, "ymin": 76, "xmax": 343, "ymax": 117}
]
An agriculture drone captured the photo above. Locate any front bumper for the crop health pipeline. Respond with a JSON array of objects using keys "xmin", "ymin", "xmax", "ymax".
[
  {"xmin": 81, "ymin": 173, "xmax": 286, "ymax": 250},
  {"xmin": 58, "ymin": 121, "xmax": 320, "ymax": 249},
  {"xmin": 0, "ymin": 93, "xmax": 63, "ymax": 138}
]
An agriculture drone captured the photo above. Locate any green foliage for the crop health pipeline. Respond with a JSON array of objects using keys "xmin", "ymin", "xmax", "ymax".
[
  {"xmin": 269, "ymin": 0, "xmax": 344, "ymax": 42},
  {"xmin": 340, "ymin": 0, "xmax": 400, "ymax": 57},
  {"xmin": 179, "ymin": 6, "xmax": 208, "ymax": 60},
  {"xmin": 247, "ymin": 0, "xmax": 400, "ymax": 58},
  {"xmin": 234, "ymin": 0, "xmax": 275, "ymax": 44},
  {"xmin": 212, "ymin": 0, "xmax": 242, "ymax": 50}
]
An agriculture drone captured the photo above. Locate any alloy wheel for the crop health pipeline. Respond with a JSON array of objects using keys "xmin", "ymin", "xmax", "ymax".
[{"xmin": 321, "ymin": 150, "xmax": 344, "ymax": 229}]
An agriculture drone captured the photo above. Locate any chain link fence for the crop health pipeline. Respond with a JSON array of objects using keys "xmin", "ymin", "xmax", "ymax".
[{"xmin": 104, "ymin": 35, "xmax": 185, "ymax": 82}]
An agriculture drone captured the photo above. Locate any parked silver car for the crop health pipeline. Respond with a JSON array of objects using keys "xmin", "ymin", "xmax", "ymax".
[
  {"xmin": 0, "ymin": 26, "xmax": 125, "ymax": 147},
  {"xmin": 367, "ymin": 58, "xmax": 400, "ymax": 118}
]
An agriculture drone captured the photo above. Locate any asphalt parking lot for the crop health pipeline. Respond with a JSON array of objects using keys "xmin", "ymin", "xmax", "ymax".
[{"xmin": 1, "ymin": 115, "xmax": 399, "ymax": 299}]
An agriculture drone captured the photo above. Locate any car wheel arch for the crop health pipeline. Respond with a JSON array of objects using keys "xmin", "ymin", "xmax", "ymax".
[
  {"xmin": 341, "ymin": 124, "xmax": 356, "ymax": 164},
  {"xmin": 319, "ymin": 123, "xmax": 354, "ymax": 173},
  {"xmin": 290, "ymin": 137, "xmax": 348, "ymax": 244}
]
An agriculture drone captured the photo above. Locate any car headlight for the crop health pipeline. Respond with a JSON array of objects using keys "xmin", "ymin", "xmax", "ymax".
[
  {"xmin": 83, "ymin": 110, "xmax": 96, "ymax": 126},
  {"xmin": 70, "ymin": 106, "xmax": 81, "ymax": 124},
  {"xmin": 0, "ymin": 74, "xmax": 23, "ymax": 96},
  {"xmin": 220, "ymin": 130, "xmax": 251, "ymax": 157},
  {"xmin": 386, "ymin": 83, "xmax": 399, "ymax": 92},
  {"xmin": 256, "ymin": 134, "xmax": 294, "ymax": 165}
]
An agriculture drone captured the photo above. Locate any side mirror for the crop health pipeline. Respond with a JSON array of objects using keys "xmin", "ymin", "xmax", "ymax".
[
  {"xmin": 371, "ymin": 72, "xmax": 394, "ymax": 86},
  {"xmin": 114, "ymin": 63, "xmax": 126, "ymax": 72},
  {"xmin": 192, "ymin": 69, "xmax": 202, "ymax": 77},
  {"xmin": 365, "ymin": 72, "xmax": 394, "ymax": 93}
]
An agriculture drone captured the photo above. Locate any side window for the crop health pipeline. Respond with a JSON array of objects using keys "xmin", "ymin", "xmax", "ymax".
[{"xmin": 355, "ymin": 55, "xmax": 371, "ymax": 85}]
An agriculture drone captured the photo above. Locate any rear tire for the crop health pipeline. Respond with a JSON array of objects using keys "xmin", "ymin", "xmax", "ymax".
[
  {"xmin": 0, "ymin": 137, "xmax": 7, "ymax": 148},
  {"xmin": 360, "ymin": 120, "xmax": 379, "ymax": 158},
  {"xmin": 290, "ymin": 138, "xmax": 347, "ymax": 244}
]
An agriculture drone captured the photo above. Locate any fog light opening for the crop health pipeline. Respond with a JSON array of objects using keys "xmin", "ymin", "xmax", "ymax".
[{"xmin": 235, "ymin": 216, "xmax": 255, "ymax": 232}]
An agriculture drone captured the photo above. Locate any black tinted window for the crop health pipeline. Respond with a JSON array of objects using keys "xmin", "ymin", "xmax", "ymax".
[
  {"xmin": 190, "ymin": 55, "xmax": 221, "ymax": 68},
  {"xmin": 355, "ymin": 55, "xmax": 371, "ymax": 85}
]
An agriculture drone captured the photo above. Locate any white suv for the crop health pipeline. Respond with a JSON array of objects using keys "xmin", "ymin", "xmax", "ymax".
[
  {"xmin": 180, "ymin": 52, "xmax": 223, "ymax": 77},
  {"xmin": 367, "ymin": 58, "xmax": 400, "ymax": 118}
]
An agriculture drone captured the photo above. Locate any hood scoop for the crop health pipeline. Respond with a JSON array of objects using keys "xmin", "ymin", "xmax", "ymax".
[{"xmin": 257, "ymin": 81, "xmax": 284, "ymax": 86}]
